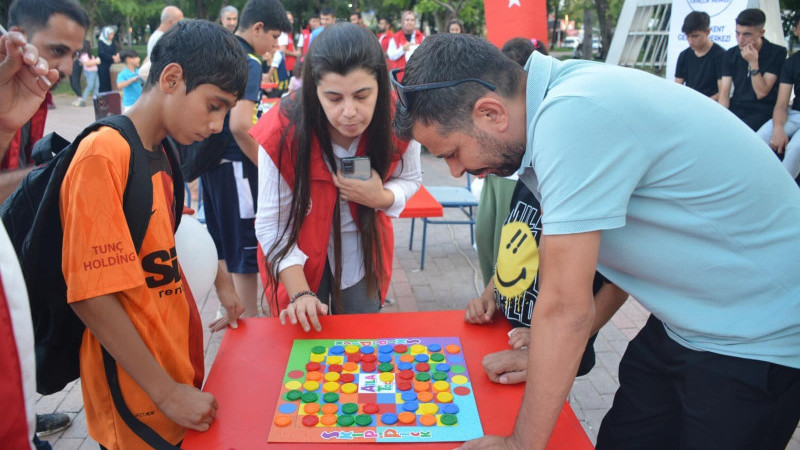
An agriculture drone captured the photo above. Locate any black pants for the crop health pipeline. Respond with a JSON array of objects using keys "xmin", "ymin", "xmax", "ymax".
[
  {"xmin": 730, "ymin": 103, "xmax": 771, "ymax": 131},
  {"xmin": 597, "ymin": 315, "xmax": 800, "ymax": 450}
]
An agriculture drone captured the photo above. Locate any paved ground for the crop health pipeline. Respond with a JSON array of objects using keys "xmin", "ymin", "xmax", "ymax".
[{"xmin": 36, "ymin": 94, "xmax": 800, "ymax": 448}]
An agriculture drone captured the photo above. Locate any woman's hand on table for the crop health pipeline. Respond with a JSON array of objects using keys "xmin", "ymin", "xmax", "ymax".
[
  {"xmin": 482, "ymin": 348, "xmax": 528, "ymax": 385},
  {"xmin": 456, "ymin": 435, "xmax": 524, "ymax": 450},
  {"xmin": 334, "ymin": 169, "xmax": 394, "ymax": 210},
  {"xmin": 280, "ymin": 294, "xmax": 329, "ymax": 332}
]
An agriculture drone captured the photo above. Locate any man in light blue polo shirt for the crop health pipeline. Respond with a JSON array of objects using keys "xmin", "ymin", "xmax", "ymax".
[{"xmin": 393, "ymin": 33, "xmax": 800, "ymax": 450}]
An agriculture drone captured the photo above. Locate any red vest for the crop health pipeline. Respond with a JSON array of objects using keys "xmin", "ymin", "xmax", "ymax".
[
  {"xmin": 250, "ymin": 103, "xmax": 408, "ymax": 311},
  {"xmin": 1, "ymin": 91, "xmax": 50, "ymax": 170},
  {"xmin": 285, "ymin": 33, "xmax": 297, "ymax": 72},
  {"xmin": 301, "ymin": 28, "xmax": 311, "ymax": 56},
  {"xmin": 378, "ymin": 31, "xmax": 392, "ymax": 53},
  {"xmin": 389, "ymin": 30, "xmax": 425, "ymax": 71}
]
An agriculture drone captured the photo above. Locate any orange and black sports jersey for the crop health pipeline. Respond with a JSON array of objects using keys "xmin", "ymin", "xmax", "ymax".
[{"xmin": 60, "ymin": 126, "xmax": 203, "ymax": 449}]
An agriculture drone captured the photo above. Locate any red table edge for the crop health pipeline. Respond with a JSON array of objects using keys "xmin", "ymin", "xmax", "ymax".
[{"xmin": 184, "ymin": 311, "xmax": 594, "ymax": 449}]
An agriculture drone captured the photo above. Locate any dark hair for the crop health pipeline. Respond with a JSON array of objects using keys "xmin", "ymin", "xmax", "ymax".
[
  {"xmin": 736, "ymin": 8, "xmax": 766, "ymax": 27},
  {"xmin": 240, "ymin": 0, "xmax": 292, "ymax": 32},
  {"xmin": 393, "ymin": 33, "xmax": 526, "ymax": 140},
  {"xmin": 682, "ymin": 11, "xmax": 710, "ymax": 33},
  {"xmin": 81, "ymin": 39, "xmax": 92, "ymax": 55},
  {"xmin": 145, "ymin": 20, "xmax": 249, "ymax": 98},
  {"xmin": 446, "ymin": 19, "xmax": 463, "ymax": 33},
  {"xmin": 9, "ymin": 0, "xmax": 88, "ymax": 36},
  {"xmin": 119, "ymin": 48, "xmax": 138, "ymax": 62},
  {"xmin": 268, "ymin": 22, "xmax": 396, "ymax": 311},
  {"xmin": 501, "ymin": 37, "xmax": 534, "ymax": 66},
  {"xmin": 321, "ymin": 7, "xmax": 335, "ymax": 17}
]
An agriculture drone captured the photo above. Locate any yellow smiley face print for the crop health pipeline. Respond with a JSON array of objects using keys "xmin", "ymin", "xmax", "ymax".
[{"xmin": 494, "ymin": 221, "xmax": 539, "ymax": 298}]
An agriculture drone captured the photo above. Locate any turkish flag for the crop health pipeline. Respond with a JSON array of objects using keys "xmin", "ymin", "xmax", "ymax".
[{"xmin": 484, "ymin": 0, "xmax": 549, "ymax": 49}]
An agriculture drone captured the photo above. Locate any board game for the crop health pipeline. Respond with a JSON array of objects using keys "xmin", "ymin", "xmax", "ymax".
[{"xmin": 268, "ymin": 337, "xmax": 484, "ymax": 443}]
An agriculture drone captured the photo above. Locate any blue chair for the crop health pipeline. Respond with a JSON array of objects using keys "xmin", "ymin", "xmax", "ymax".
[{"xmin": 408, "ymin": 174, "xmax": 478, "ymax": 269}]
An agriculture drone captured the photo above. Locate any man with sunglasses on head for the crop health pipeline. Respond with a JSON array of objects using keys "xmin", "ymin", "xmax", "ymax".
[
  {"xmin": 1, "ymin": 0, "xmax": 86, "ymax": 203},
  {"xmin": 393, "ymin": 33, "xmax": 800, "ymax": 450}
]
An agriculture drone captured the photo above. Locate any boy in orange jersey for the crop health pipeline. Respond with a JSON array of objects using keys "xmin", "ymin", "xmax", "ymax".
[{"xmin": 60, "ymin": 20, "xmax": 248, "ymax": 449}]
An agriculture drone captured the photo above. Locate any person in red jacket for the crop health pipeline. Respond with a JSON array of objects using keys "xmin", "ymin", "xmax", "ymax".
[
  {"xmin": 376, "ymin": 16, "xmax": 393, "ymax": 55},
  {"xmin": 252, "ymin": 23, "xmax": 421, "ymax": 332},
  {"xmin": 387, "ymin": 11, "xmax": 424, "ymax": 72}
]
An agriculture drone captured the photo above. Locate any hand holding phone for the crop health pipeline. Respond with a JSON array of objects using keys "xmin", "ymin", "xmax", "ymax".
[
  {"xmin": 334, "ymin": 159, "xmax": 394, "ymax": 210},
  {"xmin": 341, "ymin": 156, "xmax": 371, "ymax": 180}
]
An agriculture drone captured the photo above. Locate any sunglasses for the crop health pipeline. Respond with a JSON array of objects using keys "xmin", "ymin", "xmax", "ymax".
[{"xmin": 389, "ymin": 68, "xmax": 497, "ymax": 111}]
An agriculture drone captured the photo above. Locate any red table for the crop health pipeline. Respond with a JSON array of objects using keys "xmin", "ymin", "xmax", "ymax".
[
  {"xmin": 183, "ymin": 311, "xmax": 593, "ymax": 449},
  {"xmin": 399, "ymin": 185, "xmax": 443, "ymax": 219}
]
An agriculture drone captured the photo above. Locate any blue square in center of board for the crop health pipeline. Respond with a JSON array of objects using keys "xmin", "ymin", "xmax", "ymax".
[{"xmin": 376, "ymin": 393, "xmax": 396, "ymax": 404}]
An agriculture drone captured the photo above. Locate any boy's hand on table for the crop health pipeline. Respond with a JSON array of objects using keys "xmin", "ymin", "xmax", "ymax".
[
  {"xmin": 508, "ymin": 327, "xmax": 530, "ymax": 349},
  {"xmin": 482, "ymin": 348, "xmax": 528, "ymax": 385},
  {"xmin": 208, "ymin": 288, "xmax": 244, "ymax": 332},
  {"xmin": 280, "ymin": 294, "xmax": 328, "ymax": 332},
  {"xmin": 156, "ymin": 383, "xmax": 218, "ymax": 432},
  {"xmin": 465, "ymin": 294, "xmax": 495, "ymax": 324}
]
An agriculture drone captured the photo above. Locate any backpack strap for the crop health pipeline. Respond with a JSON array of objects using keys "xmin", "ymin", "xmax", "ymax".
[
  {"xmin": 163, "ymin": 137, "xmax": 184, "ymax": 232},
  {"xmin": 96, "ymin": 115, "xmax": 153, "ymax": 254},
  {"xmin": 101, "ymin": 349, "xmax": 179, "ymax": 449}
]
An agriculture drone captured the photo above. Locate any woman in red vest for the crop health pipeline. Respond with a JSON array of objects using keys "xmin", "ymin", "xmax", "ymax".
[{"xmin": 252, "ymin": 23, "xmax": 421, "ymax": 332}]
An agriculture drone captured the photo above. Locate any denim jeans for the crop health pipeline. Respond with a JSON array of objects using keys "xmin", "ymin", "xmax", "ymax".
[
  {"xmin": 756, "ymin": 108, "xmax": 800, "ymax": 178},
  {"xmin": 82, "ymin": 71, "xmax": 99, "ymax": 102}
]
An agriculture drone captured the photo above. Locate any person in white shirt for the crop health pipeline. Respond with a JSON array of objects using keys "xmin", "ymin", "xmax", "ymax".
[
  {"xmin": 146, "ymin": 6, "xmax": 183, "ymax": 58},
  {"xmin": 252, "ymin": 23, "xmax": 421, "ymax": 332},
  {"xmin": 387, "ymin": 10, "xmax": 424, "ymax": 71}
]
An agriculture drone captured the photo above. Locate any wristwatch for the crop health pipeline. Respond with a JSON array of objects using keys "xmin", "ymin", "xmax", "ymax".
[{"xmin": 749, "ymin": 67, "xmax": 760, "ymax": 76}]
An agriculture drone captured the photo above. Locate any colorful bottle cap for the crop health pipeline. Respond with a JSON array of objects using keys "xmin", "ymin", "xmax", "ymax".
[
  {"xmin": 341, "ymin": 403, "xmax": 359, "ymax": 414},
  {"xmin": 355, "ymin": 414, "xmax": 373, "ymax": 426},
  {"xmin": 381, "ymin": 413, "xmax": 398, "ymax": 425}
]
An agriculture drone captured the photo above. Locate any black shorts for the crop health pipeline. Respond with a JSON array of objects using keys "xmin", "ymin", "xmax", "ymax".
[
  {"xmin": 597, "ymin": 315, "xmax": 800, "ymax": 450},
  {"xmin": 200, "ymin": 159, "xmax": 259, "ymax": 274}
]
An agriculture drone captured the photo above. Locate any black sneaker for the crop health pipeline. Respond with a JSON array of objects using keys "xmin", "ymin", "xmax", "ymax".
[{"xmin": 35, "ymin": 413, "xmax": 72, "ymax": 437}]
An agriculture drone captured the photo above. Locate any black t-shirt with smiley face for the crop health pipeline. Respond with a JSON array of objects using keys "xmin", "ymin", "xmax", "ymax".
[
  {"xmin": 493, "ymin": 181, "xmax": 608, "ymax": 329},
  {"xmin": 492, "ymin": 182, "xmax": 606, "ymax": 377}
]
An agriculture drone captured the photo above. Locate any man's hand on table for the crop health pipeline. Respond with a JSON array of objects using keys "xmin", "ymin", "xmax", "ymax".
[
  {"xmin": 482, "ymin": 348, "xmax": 528, "ymax": 385},
  {"xmin": 456, "ymin": 435, "xmax": 525, "ymax": 449}
]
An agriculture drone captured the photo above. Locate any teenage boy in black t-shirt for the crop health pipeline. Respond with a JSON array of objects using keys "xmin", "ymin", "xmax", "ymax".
[
  {"xmin": 757, "ymin": 14, "xmax": 800, "ymax": 179},
  {"xmin": 718, "ymin": 8, "xmax": 786, "ymax": 131},
  {"xmin": 675, "ymin": 11, "xmax": 725, "ymax": 99},
  {"xmin": 200, "ymin": 0, "xmax": 291, "ymax": 324}
]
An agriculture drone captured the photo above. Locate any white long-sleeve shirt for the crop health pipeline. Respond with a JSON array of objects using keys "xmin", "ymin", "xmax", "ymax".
[
  {"xmin": 255, "ymin": 136, "xmax": 422, "ymax": 289},
  {"xmin": 387, "ymin": 32, "xmax": 422, "ymax": 61}
]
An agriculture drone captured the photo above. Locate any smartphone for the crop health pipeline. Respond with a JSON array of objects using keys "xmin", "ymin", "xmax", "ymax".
[{"xmin": 341, "ymin": 156, "xmax": 371, "ymax": 180}]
